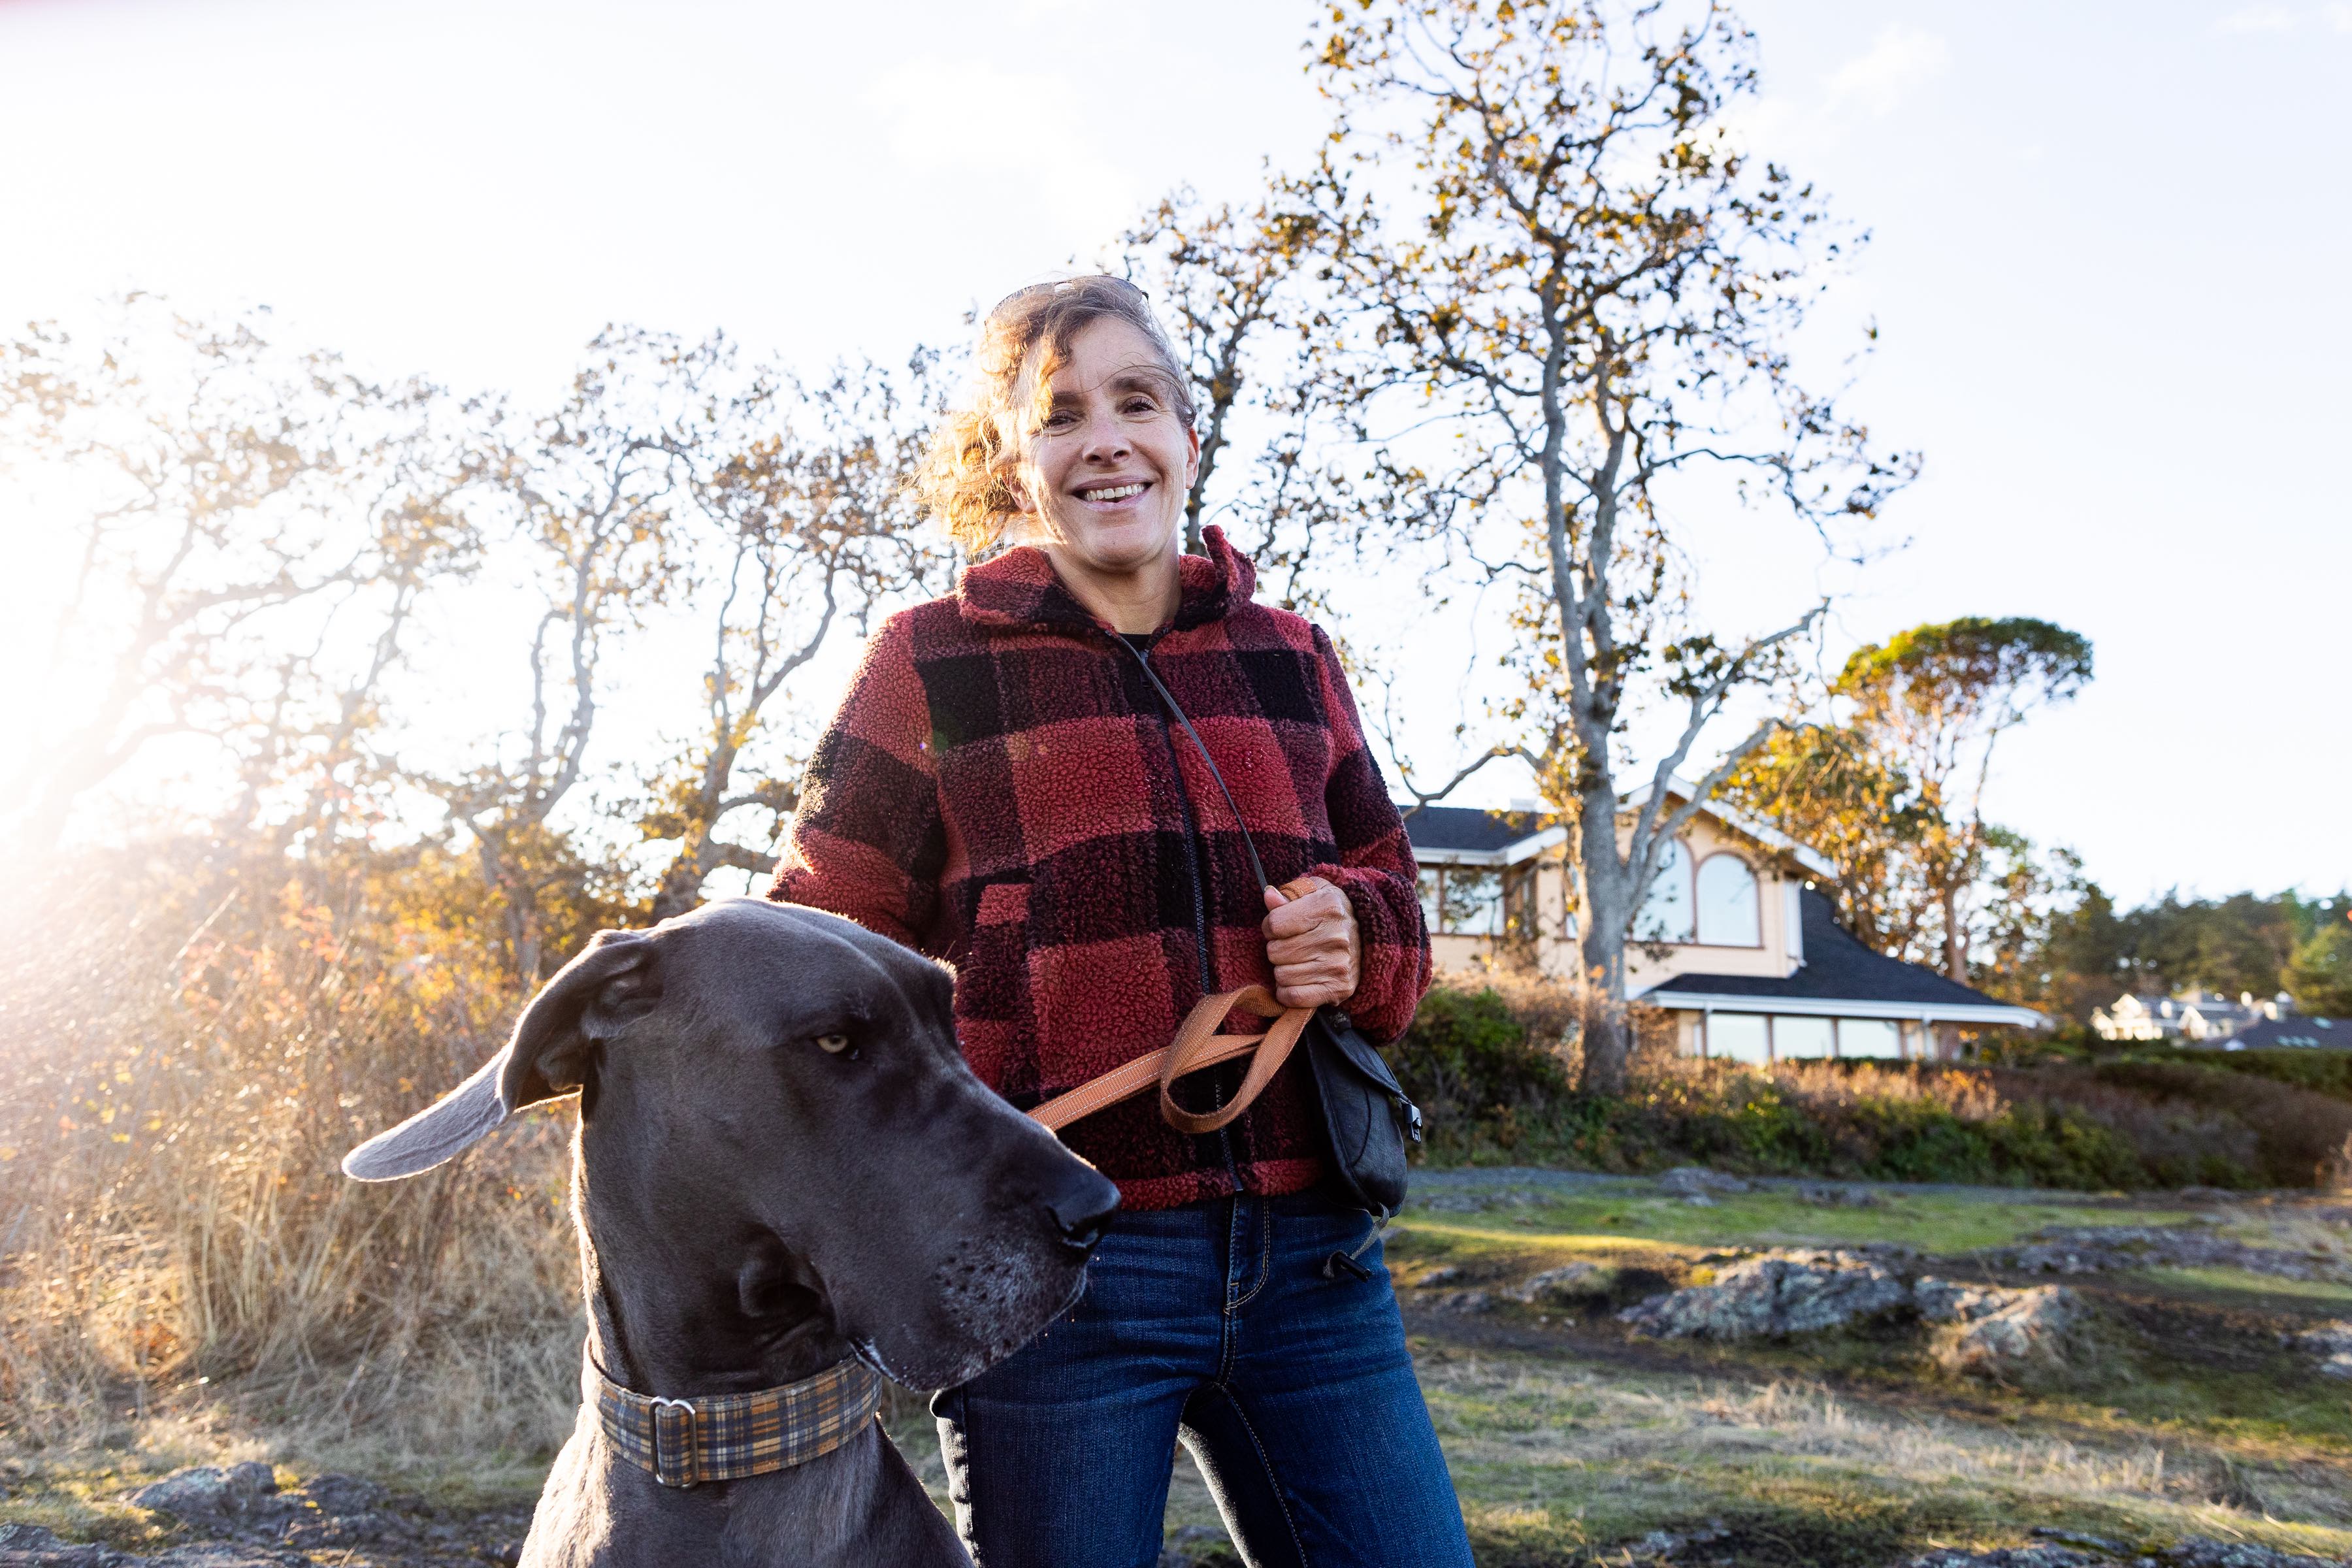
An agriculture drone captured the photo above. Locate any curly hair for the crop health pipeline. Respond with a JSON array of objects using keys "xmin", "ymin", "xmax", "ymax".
[{"xmin": 916, "ymin": 276, "xmax": 1198, "ymax": 553}]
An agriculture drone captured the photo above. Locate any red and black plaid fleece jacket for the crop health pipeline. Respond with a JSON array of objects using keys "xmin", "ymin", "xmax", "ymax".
[{"xmin": 770, "ymin": 526, "xmax": 1432, "ymax": 1211}]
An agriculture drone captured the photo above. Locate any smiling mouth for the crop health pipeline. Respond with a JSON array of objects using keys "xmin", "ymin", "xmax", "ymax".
[{"xmin": 1077, "ymin": 482, "xmax": 1149, "ymax": 504}]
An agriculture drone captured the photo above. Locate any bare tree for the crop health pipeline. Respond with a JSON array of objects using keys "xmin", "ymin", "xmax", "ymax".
[
  {"xmin": 431, "ymin": 328, "xmax": 700, "ymax": 979},
  {"xmin": 1308, "ymin": 0, "xmax": 1918, "ymax": 1090},
  {"xmin": 0, "ymin": 299, "xmax": 472, "ymax": 854},
  {"xmin": 640, "ymin": 353, "xmax": 951, "ymax": 919}
]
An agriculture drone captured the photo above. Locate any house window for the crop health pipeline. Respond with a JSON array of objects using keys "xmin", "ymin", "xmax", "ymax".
[
  {"xmin": 1636, "ymin": 839, "xmax": 1695, "ymax": 943},
  {"xmin": 1501, "ymin": 864, "xmax": 1538, "ymax": 941},
  {"xmin": 1708, "ymin": 1013, "xmax": 1770, "ymax": 1064},
  {"xmin": 1414, "ymin": 864, "xmax": 1514, "ymax": 937},
  {"xmin": 1695, "ymin": 854, "xmax": 1761, "ymax": 947},
  {"xmin": 1837, "ymin": 1019, "xmax": 1903, "ymax": 1059}
]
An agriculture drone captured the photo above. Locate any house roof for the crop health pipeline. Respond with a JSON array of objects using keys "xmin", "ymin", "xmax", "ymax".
[
  {"xmin": 2219, "ymin": 1014, "xmax": 2345, "ymax": 1051},
  {"xmin": 1620, "ymin": 775, "xmax": 1837, "ymax": 878},
  {"xmin": 1401, "ymin": 804, "xmax": 1552, "ymax": 865},
  {"xmin": 1637, "ymin": 890, "xmax": 2046, "ymax": 1028},
  {"xmin": 1401, "ymin": 780, "xmax": 1835, "ymax": 879}
]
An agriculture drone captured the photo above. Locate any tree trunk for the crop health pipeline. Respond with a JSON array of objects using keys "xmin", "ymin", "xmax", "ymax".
[
  {"xmin": 1575, "ymin": 798, "xmax": 1635, "ymax": 1095},
  {"xmin": 1942, "ymin": 885, "xmax": 1967, "ymax": 983}
]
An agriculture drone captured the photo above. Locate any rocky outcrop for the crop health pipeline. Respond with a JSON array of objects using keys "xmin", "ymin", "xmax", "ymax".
[
  {"xmin": 1928, "ymin": 1286, "xmax": 2085, "ymax": 1377},
  {"xmin": 1614, "ymin": 1250, "xmax": 2086, "ymax": 1375},
  {"xmin": 121, "ymin": 1465, "xmax": 391, "ymax": 1550},
  {"xmin": 0, "ymin": 1524, "xmax": 304, "ymax": 1566},
  {"xmin": 1658, "ymin": 1167, "xmax": 1751, "ymax": 1204},
  {"xmin": 1507, "ymin": 1262, "xmax": 1616, "ymax": 1306},
  {"xmin": 1904, "ymin": 1539, "xmax": 2351, "ymax": 1567},
  {"xmin": 2289, "ymin": 1320, "xmax": 2352, "ymax": 1379},
  {"xmin": 1987, "ymin": 1224, "xmax": 2348, "ymax": 1284},
  {"xmin": 1618, "ymin": 1250, "xmax": 1910, "ymax": 1339}
]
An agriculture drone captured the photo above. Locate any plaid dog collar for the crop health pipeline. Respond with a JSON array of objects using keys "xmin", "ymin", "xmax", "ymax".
[{"xmin": 591, "ymin": 1352, "xmax": 884, "ymax": 1489}]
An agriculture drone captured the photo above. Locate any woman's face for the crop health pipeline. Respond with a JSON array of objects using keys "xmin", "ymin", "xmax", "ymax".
[{"xmin": 1011, "ymin": 316, "xmax": 1198, "ymax": 578}]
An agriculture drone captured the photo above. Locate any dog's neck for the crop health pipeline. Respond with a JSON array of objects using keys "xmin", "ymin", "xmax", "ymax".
[{"xmin": 571, "ymin": 1145, "xmax": 851, "ymax": 1399}]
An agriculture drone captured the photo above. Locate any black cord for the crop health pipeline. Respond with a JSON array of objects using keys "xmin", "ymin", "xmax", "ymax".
[{"xmin": 1111, "ymin": 637, "xmax": 1273, "ymax": 895}]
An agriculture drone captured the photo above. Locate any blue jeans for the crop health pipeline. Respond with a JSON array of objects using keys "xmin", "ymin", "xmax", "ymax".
[{"xmin": 933, "ymin": 1188, "xmax": 1475, "ymax": 1568}]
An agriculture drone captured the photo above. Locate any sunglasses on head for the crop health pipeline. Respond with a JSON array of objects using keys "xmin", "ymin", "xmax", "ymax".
[{"xmin": 990, "ymin": 275, "xmax": 1150, "ymax": 316}]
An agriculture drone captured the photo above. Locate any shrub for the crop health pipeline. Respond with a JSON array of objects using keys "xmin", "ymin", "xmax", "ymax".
[
  {"xmin": 1386, "ymin": 985, "xmax": 1573, "ymax": 1150},
  {"xmin": 1395, "ymin": 981, "xmax": 2291, "ymax": 1190}
]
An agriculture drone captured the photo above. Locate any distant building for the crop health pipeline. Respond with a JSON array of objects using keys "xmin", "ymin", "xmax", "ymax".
[
  {"xmin": 2092, "ymin": 989, "xmax": 2293, "ymax": 1043},
  {"xmin": 2213, "ymin": 1013, "xmax": 2342, "ymax": 1051},
  {"xmin": 1401, "ymin": 783, "xmax": 2044, "ymax": 1064}
]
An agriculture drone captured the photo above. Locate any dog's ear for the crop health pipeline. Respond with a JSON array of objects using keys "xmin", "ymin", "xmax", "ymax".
[{"xmin": 342, "ymin": 930, "xmax": 655, "ymax": 1182}]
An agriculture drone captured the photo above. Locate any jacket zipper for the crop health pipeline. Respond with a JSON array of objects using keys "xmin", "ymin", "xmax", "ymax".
[{"xmin": 1116, "ymin": 630, "xmax": 1241, "ymax": 1194}]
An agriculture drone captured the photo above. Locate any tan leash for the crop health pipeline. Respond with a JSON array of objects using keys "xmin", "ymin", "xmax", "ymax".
[{"xmin": 1027, "ymin": 984, "xmax": 1314, "ymax": 1135}]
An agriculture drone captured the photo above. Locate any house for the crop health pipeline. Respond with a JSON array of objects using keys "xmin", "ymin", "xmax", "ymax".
[
  {"xmin": 2210, "ymin": 1013, "xmax": 2341, "ymax": 1051},
  {"xmin": 2091, "ymin": 990, "xmax": 2286, "ymax": 1044},
  {"xmin": 1401, "ymin": 784, "xmax": 2045, "ymax": 1063}
]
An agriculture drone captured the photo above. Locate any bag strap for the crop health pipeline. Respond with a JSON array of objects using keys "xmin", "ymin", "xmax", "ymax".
[
  {"xmin": 1027, "ymin": 985, "xmax": 1315, "ymax": 1135},
  {"xmin": 1109, "ymin": 635, "xmax": 1273, "ymax": 894}
]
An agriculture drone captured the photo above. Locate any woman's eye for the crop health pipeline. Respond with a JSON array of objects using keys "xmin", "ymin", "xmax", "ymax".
[{"xmin": 815, "ymin": 1033, "xmax": 858, "ymax": 1058}]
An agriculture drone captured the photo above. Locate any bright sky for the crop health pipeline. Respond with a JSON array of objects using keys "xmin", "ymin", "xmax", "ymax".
[{"xmin": 2, "ymin": 0, "xmax": 2345, "ymax": 905}]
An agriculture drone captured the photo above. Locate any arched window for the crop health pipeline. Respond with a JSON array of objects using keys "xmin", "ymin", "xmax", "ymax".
[
  {"xmin": 1636, "ymin": 839, "xmax": 1694, "ymax": 943},
  {"xmin": 1695, "ymin": 853, "xmax": 1761, "ymax": 946}
]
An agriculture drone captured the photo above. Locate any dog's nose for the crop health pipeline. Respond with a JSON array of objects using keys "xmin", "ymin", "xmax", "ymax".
[{"xmin": 1046, "ymin": 1167, "xmax": 1122, "ymax": 1253}]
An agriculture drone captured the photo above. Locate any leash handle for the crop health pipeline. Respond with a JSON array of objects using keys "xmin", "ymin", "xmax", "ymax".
[{"xmin": 1027, "ymin": 985, "xmax": 1313, "ymax": 1135}]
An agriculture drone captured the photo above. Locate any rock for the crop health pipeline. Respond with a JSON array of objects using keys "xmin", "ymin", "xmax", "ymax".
[
  {"xmin": 1619, "ymin": 1250, "xmax": 1910, "ymax": 1339},
  {"xmin": 0, "ymin": 1522, "xmax": 131, "ymax": 1567},
  {"xmin": 1914, "ymin": 1276, "xmax": 2040, "ymax": 1325},
  {"xmin": 273, "ymin": 1472, "xmax": 391, "ymax": 1548},
  {"xmin": 1901, "ymin": 1550, "xmax": 2100, "ymax": 1567},
  {"xmin": 2155, "ymin": 1539, "xmax": 2348, "ymax": 1567},
  {"xmin": 1428, "ymin": 1288, "xmax": 1492, "ymax": 1313},
  {"xmin": 1658, "ymin": 1166, "xmax": 1750, "ymax": 1198},
  {"xmin": 1990, "ymin": 1224, "xmax": 2346, "ymax": 1284},
  {"xmin": 1931, "ymin": 1285, "xmax": 2084, "ymax": 1377},
  {"xmin": 2289, "ymin": 1320, "xmax": 2352, "ymax": 1380},
  {"xmin": 1614, "ymin": 1521, "xmax": 1730, "ymax": 1561},
  {"xmin": 1414, "ymin": 1265, "xmax": 1463, "ymax": 1287},
  {"xmin": 2030, "ymin": 1526, "xmax": 2130, "ymax": 1553},
  {"xmin": 1796, "ymin": 1182, "xmax": 1886, "ymax": 1208},
  {"xmin": 1508, "ymin": 1262, "xmax": 1613, "ymax": 1305},
  {"xmin": 0, "ymin": 1529, "xmax": 302, "ymax": 1568},
  {"xmin": 284, "ymin": 1473, "xmax": 384, "ymax": 1515},
  {"xmin": 128, "ymin": 1462, "xmax": 282, "ymax": 1526}
]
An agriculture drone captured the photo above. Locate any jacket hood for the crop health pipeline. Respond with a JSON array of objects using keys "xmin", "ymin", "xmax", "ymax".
[{"xmin": 955, "ymin": 525, "xmax": 1256, "ymax": 637}]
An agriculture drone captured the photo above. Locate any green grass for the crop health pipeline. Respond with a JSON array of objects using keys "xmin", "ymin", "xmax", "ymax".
[
  {"xmin": 1382, "ymin": 1170, "xmax": 2352, "ymax": 1563},
  {"xmin": 2139, "ymin": 1266, "xmax": 2352, "ymax": 1310},
  {"xmin": 1401, "ymin": 1184, "xmax": 2201, "ymax": 1258}
]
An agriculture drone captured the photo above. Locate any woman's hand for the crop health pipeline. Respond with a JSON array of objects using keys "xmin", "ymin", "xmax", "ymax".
[{"xmin": 1262, "ymin": 876, "xmax": 1361, "ymax": 1009}]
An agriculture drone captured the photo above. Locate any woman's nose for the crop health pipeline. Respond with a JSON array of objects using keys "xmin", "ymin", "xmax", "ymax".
[{"xmin": 1080, "ymin": 414, "xmax": 1130, "ymax": 460}]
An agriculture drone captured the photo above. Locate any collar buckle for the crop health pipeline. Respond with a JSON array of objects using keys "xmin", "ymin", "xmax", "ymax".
[{"xmin": 649, "ymin": 1396, "xmax": 700, "ymax": 1488}]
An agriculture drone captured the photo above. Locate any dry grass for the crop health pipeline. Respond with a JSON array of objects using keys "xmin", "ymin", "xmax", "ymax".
[
  {"xmin": 0, "ymin": 845, "xmax": 581, "ymax": 1477},
  {"xmin": 1418, "ymin": 1348, "xmax": 2352, "ymax": 1560}
]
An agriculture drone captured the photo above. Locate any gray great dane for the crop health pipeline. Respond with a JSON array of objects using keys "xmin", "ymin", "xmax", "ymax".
[{"xmin": 344, "ymin": 897, "xmax": 1121, "ymax": 1567}]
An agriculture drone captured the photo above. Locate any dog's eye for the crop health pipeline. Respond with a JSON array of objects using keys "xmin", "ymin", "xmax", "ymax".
[{"xmin": 815, "ymin": 1033, "xmax": 858, "ymax": 1058}]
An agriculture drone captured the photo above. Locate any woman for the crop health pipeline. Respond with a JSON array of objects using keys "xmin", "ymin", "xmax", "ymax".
[{"xmin": 772, "ymin": 276, "xmax": 1472, "ymax": 1567}]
